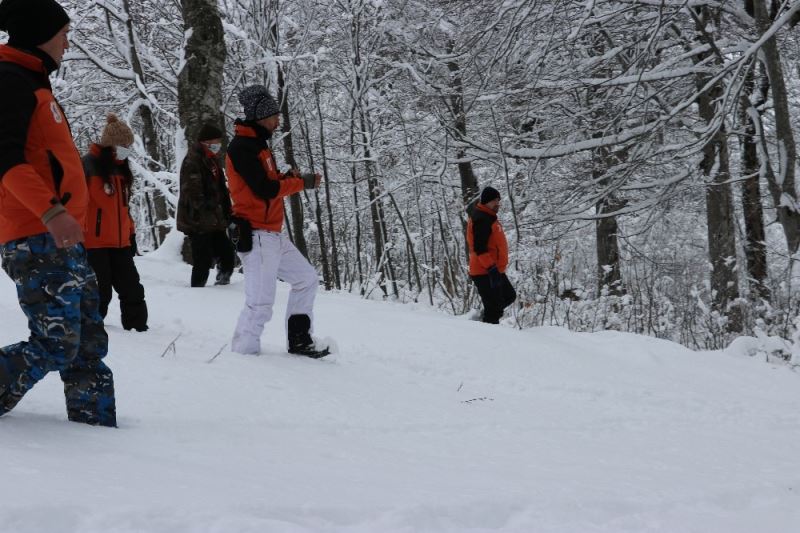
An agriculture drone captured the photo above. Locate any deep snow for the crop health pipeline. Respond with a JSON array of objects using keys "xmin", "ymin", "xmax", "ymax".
[{"xmin": 1, "ymin": 238, "xmax": 799, "ymax": 532}]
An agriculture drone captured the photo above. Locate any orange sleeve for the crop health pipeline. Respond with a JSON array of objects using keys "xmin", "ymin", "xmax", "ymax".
[
  {"xmin": 476, "ymin": 252, "xmax": 496, "ymax": 270},
  {"xmin": 277, "ymin": 177, "xmax": 304, "ymax": 198},
  {"xmin": 2, "ymin": 163, "xmax": 59, "ymax": 219}
]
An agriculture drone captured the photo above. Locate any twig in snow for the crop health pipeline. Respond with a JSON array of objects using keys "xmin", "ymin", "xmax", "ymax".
[
  {"xmin": 160, "ymin": 333, "xmax": 181, "ymax": 358},
  {"xmin": 207, "ymin": 344, "xmax": 227, "ymax": 364},
  {"xmin": 457, "ymin": 382, "xmax": 463, "ymax": 392},
  {"xmin": 461, "ymin": 397, "xmax": 494, "ymax": 404}
]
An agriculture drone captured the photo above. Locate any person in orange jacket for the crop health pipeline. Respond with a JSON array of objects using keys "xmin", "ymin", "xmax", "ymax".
[
  {"xmin": 83, "ymin": 114, "xmax": 148, "ymax": 332},
  {"xmin": 227, "ymin": 85, "xmax": 328, "ymax": 358},
  {"xmin": 467, "ymin": 186, "xmax": 516, "ymax": 324},
  {"xmin": 0, "ymin": 0, "xmax": 115, "ymax": 426}
]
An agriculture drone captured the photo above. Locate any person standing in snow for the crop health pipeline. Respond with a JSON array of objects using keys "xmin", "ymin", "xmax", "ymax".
[
  {"xmin": 0, "ymin": 0, "xmax": 116, "ymax": 426},
  {"xmin": 226, "ymin": 85, "xmax": 328, "ymax": 358},
  {"xmin": 467, "ymin": 186, "xmax": 517, "ymax": 324},
  {"xmin": 177, "ymin": 123, "xmax": 235, "ymax": 287},
  {"xmin": 83, "ymin": 113, "xmax": 148, "ymax": 332}
]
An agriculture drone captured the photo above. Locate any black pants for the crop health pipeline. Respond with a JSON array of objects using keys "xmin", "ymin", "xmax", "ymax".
[
  {"xmin": 189, "ymin": 231, "xmax": 235, "ymax": 287},
  {"xmin": 471, "ymin": 273, "xmax": 517, "ymax": 324},
  {"xmin": 87, "ymin": 247, "xmax": 148, "ymax": 331}
]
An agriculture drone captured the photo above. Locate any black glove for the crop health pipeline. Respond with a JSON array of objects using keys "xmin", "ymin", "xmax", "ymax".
[
  {"xmin": 301, "ymin": 173, "xmax": 318, "ymax": 189},
  {"xmin": 228, "ymin": 217, "xmax": 253, "ymax": 253},
  {"xmin": 130, "ymin": 234, "xmax": 138, "ymax": 256},
  {"xmin": 488, "ymin": 266, "xmax": 503, "ymax": 290}
]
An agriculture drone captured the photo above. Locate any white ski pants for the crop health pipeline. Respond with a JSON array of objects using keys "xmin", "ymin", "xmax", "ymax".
[{"xmin": 231, "ymin": 230, "xmax": 318, "ymax": 354}]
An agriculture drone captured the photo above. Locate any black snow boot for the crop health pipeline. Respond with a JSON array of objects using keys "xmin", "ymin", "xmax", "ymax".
[
  {"xmin": 287, "ymin": 314, "xmax": 329, "ymax": 359},
  {"xmin": 215, "ymin": 270, "xmax": 232, "ymax": 286},
  {"xmin": 121, "ymin": 301, "xmax": 149, "ymax": 332}
]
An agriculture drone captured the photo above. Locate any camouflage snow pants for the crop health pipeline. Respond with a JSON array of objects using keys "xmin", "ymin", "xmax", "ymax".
[{"xmin": 0, "ymin": 233, "xmax": 116, "ymax": 426}]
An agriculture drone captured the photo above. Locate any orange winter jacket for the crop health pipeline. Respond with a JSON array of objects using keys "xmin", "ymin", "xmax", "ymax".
[
  {"xmin": 0, "ymin": 45, "xmax": 88, "ymax": 244},
  {"xmin": 225, "ymin": 121, "xmax": 304, "ymax": 232},
  {"xmin": 467, "ymin": 203, "xmax": 509, "ymax": 276},
  {"xmin": 83, "ymin": 144, "xmax": 135, "ymax": 249}
]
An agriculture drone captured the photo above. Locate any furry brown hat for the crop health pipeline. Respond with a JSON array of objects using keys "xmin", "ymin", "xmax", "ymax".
[{"xmin": 99, "ymin": 113, "xmax": 134, "ymax": 147}]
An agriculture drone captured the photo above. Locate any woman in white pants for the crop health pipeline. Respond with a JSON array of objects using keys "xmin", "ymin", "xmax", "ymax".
[{"xmin": 226, "ymin": 85, "xmax": 328, "ymax": 358}]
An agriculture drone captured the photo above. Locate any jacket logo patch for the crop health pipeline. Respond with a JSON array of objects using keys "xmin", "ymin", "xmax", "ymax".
[{"xmin": 50, "ymin": 102, "xmax": 63, "ymax": 124}]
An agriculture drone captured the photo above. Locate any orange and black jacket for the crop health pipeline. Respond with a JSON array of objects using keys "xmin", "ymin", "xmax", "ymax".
[
  {"xmin": 467, "ymin": 203, "xmax": 509, "ymax": 276},
  {"xmin": 83, "ymin": 144, "xmax": 135, "ymax": 249},
  {"xmin": 225, "ymin": 120, "xmax": 304, "ymax": 232},
  {"xmin": 0, "ymin": 45, "xmax": 87, "ymax": 244}
]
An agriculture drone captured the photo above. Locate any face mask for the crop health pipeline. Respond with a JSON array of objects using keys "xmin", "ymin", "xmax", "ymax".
[
  {"xmin": 115, "ymin": 146, "xmax": 132, "ymax": 161},
  {"xmin": 206, "ymin": 143, "xmax": 222, "ymax": 155}
]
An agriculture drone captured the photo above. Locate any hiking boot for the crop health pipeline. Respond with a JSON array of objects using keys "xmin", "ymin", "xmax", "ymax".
[
  {"xmin": 287, "ymin": 314, "xmax": 329, "ymax": 359},
  {"xmin": 215, "ymin": 271, "xmax": 232, "ymax": 286}
]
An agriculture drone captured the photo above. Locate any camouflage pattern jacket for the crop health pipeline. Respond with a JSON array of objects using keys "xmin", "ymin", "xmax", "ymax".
[{"xmin": 177, "ymin": 145, "xmax": 232, "ymax": 234}]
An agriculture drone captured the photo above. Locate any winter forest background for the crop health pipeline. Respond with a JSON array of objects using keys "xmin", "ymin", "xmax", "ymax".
[{"xmin": 14, "ymin": 0, "xmax": 800, "ymax": 356}]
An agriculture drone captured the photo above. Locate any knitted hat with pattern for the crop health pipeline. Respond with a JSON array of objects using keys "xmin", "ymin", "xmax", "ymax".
[{"xmin": 238, "ymin": 85, "xmax": 280, "ymax": 122}]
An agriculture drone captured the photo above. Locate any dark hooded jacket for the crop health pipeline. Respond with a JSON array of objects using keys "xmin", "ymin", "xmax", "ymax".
[{"xmin": 177, "ymin": 143, "xmax": 232, "ymax": 233}]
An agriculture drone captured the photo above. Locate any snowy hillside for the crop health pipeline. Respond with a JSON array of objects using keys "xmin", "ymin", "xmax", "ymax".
[{"xmin": 1, "ymin": 240, "xmax": 799, "ymax": 533}]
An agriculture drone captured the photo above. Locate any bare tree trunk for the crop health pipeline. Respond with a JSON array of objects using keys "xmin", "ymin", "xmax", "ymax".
[
  {"xmin": 593, "ymin": 147, "xmax": 625, "ymax": 297},
  {"xmin": 738, "ymin": 61, "xmax": 769, "ymax": 300},
  {"xmin": 122, "ymin": 0, "xmax": 168, "ymax": 246},
  {"xmin": 269, "ymin": 12, "xmax": 308, "ymax": 257},
  {"xmin": 362, "ymin": 140, "xmax": 388, "ymax": 295},
  {"xmin": 300, "ymin": 116, "xmax": 331, "ymax": 290},
  {"xmin": 349, "ymin": 14, "xmax": 392, "ymax": 296},
  {"xmin": 178, "ymin": 0, "xmax": 226, "ymax": 149},
  {"xmin": 446, "ymin": 54, "xmax": 479, "ymax": 208},
  {"xmin": 349, "ymin": 105, "xmax": 364, "ymax": 293},
  {"xmin": 595, "ymin": 202, "xmax": 624, "ymax": 295},
  {"xmin": 446, "ymin": 52, "xmax": 479, "ymax": 264},
  {"xmin": 587, "ymin": 30, "xmax": 624, "ymax": 297},
  {"xmin": 389, "ymin": 193, "xmax": 422, "ymax": 296},
  {"xmin": 694, "ymin": 8, "xmax": 741, "ymax": 332},
  {"xmin": 314, "ymin": 82, "xmax": 341, "ymax": 289},
  {"xmin": 754, "ymin": 0, "xmax": 800, "ymax": 260}
]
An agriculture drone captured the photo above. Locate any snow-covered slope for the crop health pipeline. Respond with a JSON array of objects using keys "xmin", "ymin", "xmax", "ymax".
[{"xmin": 1, "ymin": 243, "xmax": 799, "ymax": 533}]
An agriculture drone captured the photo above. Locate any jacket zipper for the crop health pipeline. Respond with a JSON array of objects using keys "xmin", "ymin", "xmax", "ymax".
[{"xmin": 117, "ymin": 175, "xmax": 123, "ymax": 247}]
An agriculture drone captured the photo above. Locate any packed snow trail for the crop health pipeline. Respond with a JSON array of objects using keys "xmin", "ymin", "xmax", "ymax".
[{"xmin": 1, "ymin": 241, "xmax": 799, "ymax": 532}]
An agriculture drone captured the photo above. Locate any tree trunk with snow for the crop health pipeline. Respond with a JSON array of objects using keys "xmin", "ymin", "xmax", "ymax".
[
  {"xmin": 754, "ymin": 0, "xmax": 800, "ymax": 263},
  {"xmin": 122, "ymin": 0, "xmax": 169, "ymax": 246},
  {"xmin": 178, "ymin": 0, "xmax": 226, "ymax": 152},
  {"xmin": 445, "ymin": 53, "xmax": 479, "ymax": 209},
  {"xmin": 694, "ymin": 7, "xmax": 742, "ymax": 332},
  {"xmin": 269, "ymin": 11, "xmax": 309, "ymax": 258},
  {"xmin": 738, "ymin": 62, "xmax": 769, "ymax": 301}
]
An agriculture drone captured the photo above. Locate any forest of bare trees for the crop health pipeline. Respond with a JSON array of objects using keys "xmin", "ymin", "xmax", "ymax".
[{"xmin": 35, "ymin": 0, "xmax": 800, "ymax": 353}]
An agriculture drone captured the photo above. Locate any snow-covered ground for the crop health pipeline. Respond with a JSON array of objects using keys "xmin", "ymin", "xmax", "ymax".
[{"xmin": 1, "ymin": 238, "xmax": 800, "ymax": 532}]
